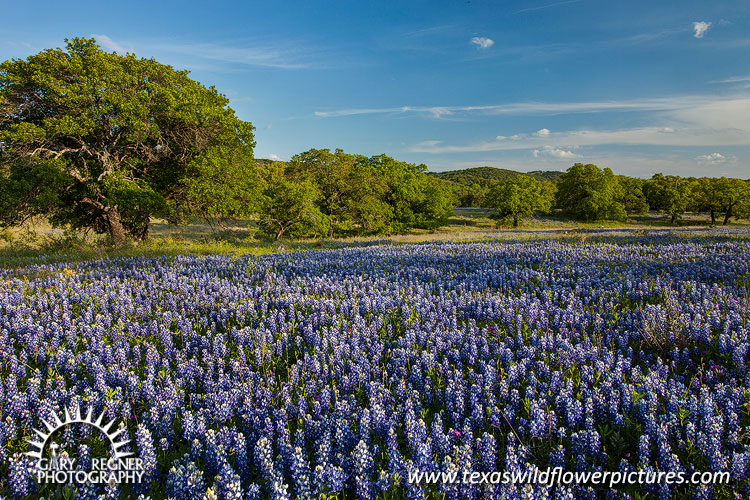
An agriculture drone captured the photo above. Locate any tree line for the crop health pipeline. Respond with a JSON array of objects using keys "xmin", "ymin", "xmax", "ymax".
[
  {"xmin": 0, "ymin": 38, "xmax": 452, "ymax": 244},
  {"xmin": 483, "ymin": 163, "xmax": 750, "ymax": 227},
  {"xmin": 253, "ymin": 150, "xmax": 453, "ymax": 240}
]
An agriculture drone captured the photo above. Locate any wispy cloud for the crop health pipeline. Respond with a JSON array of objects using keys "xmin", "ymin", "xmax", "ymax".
[
  {"xmin": 268, "ymin": 154, "xmax": 281, "ymax": 161},
  {"xmin": 517, "ymin": 0, "xmax": 581, "ymax": 14},
  {"xmin": 693, "ymin": 21, "xmax": 712, "ymax": 39},
  {"xmin": 408, "ymin": 96, "xmax": 750, "ymax": 153},
  {"xmin": 470, "ymin": 37, "xmax": 494, "ymax": 49},
  {"xmin": 400, "ymin": 25, "xmax": 458, "ymax": 39},
  {"xmin": 533, "ymin": 128, "xmax": 551, "ymax": 137},
  {"xmin": 149, "ymin": 40, "xmax": 318, "ymax": 69},
  {"xmin": 92, "ymin": 34, "xmax": 126, "ymax": 53},
  {"xmin": 315, "ymin": 94, "xmax": 736, "ymax": 118},
  {"xmin": 711, "ymin": 75, "xmax": 750, "ymax": 84},
  {"xmin": 618, "ymin": 28, "xmax": 685, "ymax": 44},
  {"xmin": 99, "ymin": 36, "xmax": 330, "ymax": 70}
]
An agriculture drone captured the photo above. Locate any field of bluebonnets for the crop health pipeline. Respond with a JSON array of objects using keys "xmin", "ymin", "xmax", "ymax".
[{"xmin": 1, "ymin": 230, "xmax": 749, "ymax": 499}]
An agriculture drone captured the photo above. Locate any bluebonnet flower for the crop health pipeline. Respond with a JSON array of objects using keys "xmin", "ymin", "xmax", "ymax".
[
  {"xmin": 8, "ymin": 453, "xmax": 34, "ymax": 497},
  {"xmin": 352, "ymin": 440, "xmax": 374, "ymax": 500},
  {"xmin": 136, "ymin": 424, "xmax": 158, "ymax": 487},
  {"xmin": 1, "ymin": 232, "xmax": 749, "ymax": 497},
  {"xmin": 166, "ymin": 457, "xmax": 207, "ymax": 500},
  {"xmin": 290, "ymin": 446, "xmax": 313, "ymax": 500},
  {"xmin": 214, "ymin": 462, "xmax": 243, "ymax": 500}
]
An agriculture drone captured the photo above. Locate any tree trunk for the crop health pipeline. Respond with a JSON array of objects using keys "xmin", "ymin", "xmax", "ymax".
[
  {"xmin": 670, "ymin": 213, "xmax": 676, "ymax": 225},
  {"xmin": 710, "ymin": 209, "xmax": 715, "ymax": 225},
  {"xmin": 106, "ymin": 205, "xmax": 127, "ymax": 247},
  {"xmin": 723, "ymin": 205, "xmax": 732, "ymax": 225},
  {"xmin": 276, "ymin": 226, "xmax": 286, "ymax": 240},
  {"xmin": 513, "ymin": 214, "xmax": 519, "ymax": 227}
]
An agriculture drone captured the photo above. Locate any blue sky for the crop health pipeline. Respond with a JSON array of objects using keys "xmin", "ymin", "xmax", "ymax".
[{"xmin": 2, "ymin": 0, "xmax": 749, "ymax": 177}]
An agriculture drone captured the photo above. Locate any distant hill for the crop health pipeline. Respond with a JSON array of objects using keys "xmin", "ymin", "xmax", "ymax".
[
  {"xmin": 430, "ymin": 166, "xmax": 564, "ymax": 185},
  {"xmin": 525, "ymin": 170, "xmax": 565, "ymax": 182}
]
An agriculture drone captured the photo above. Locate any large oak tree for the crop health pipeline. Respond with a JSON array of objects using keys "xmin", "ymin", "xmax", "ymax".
[{"xmin": 0, "ymin": 38, "xmax": 256, "ymax": 245}]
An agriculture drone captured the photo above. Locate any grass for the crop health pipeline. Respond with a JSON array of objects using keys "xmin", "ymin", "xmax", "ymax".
[{"xmin": 1, "ymin": 210, "xmax": 748, "ymax": 270}]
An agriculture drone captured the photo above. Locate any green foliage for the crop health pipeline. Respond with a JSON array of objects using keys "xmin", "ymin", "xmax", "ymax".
[
  {"xmin": 175, "ymin": 145, "xmax": 260, "ymax": 223},
  {"xmin": 615, "ymin": 175, "xmax": 649, "ymax": 215},
  {"xmin": 688, "ymin": 177, "xmax": 721, "ymax": 224},
  {"xmin": 284, "ymin": 149, "xmax": 453, "ymax": 237},
  {"xmin": 0, "ymin": 157, "xmax": 67, "ymax": 226},
  {"xmin": 431, "ymin": 166, "xmax": 564, "ymax": 208},
  {"xmin": 485, "ymin": 175, "xmax": 554, "ymax": 227},
  {"xmin": 342, "ymin": 157, "xmax": 393, "ymax": 234},
  {"xmin": 713, "ymin": 177, "xmax": 750, "ymax": 225},
  {"xmin": 452, "ymin": 182, "xmax": 491, "ymax": 208},
  {"xmin": 286, "ymin": 148, "xmax": 355, "ymax": 236},
  {"xmin": 556, "ymin": 163, "xmax": 626, "ymax": 220},
  {"xmin": 644, "ymin": 174, "xmax": 690, "ymax": 224},
  {"xmin": 0, "ymin": 37, "xmax": 256, "ymax": 245},
  {"xmin": 414, "ymin": 176, "xmax": 454, "ymax": 229},
  {"xmin": 371, "ymin": 154, "xmax": 431, "ymax": 232},
  {"xmin": 687, "ymin": 176, "xmax": 750, "ymax": 225},
  {"xmin": 257, "ymin": 162, "xmax": 329, "ymax": 240},
  {"xmin": 432, "ymin": 166, "xmax": 564, "ymax": 185}
]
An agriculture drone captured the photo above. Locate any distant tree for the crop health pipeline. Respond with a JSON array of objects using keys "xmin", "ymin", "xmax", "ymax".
[
  {"xmin": 0, "ymin": 38, "xmax": 256, "ymax": 245},
  {"xmin": 285, "ymin": 149, "xmax": 452, "ymax": 235},
  {"xmin": 455, "ymin": 182, "xmax": 489, "ymax": 207},
  {"xmin": 369, "ymin": 154, "xmax": 453, "ymax": 232},
  {"xmin": 342, "ymin": 156, "xmax": 393, "ymax": 234},
  {"xmin": 286, "ymin": 148, "xmax": 355, "ymax": 237},
  {"xmin": 413, "ymin": 176, "xmax": 454, "ymax": 230},
  {"xmin": 556, "ymin": 163, "xmax": 625, "ymax": 220},
  {"xmin": 714, "ymin": 177, "xmax": 750, "ymax": 225},
  {"xmin": 257, "ymin": 162, "xmax": 328, "ymax": 240},
  {"xmin": 688, "ymin": 177, "xmax": 721, "ymax": 225},
  {"xmin": 431, "ymin": 166, "xmax": 564, "ymax": 185},
  {"xmin": 736, "ymin": 180, "xmax": 750, "ymax": 221},
  {"xmin": 538, "ymin": 180, "xmax": 557, "ymax": 211},
  {"xmin": 615, "ymin": 175, "xmax": 649, "ymax": 215},
  {"xmin": 643, "ymin": 174, "xmax": 689, "ymax": 225},
  {"xmin": 486, "ymin": 175, "xmax": 553, "ymax": 227}
]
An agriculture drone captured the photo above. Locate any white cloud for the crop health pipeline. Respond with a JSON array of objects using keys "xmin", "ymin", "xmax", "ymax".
[
  {"xmin": 532, "ymin": 146, "xmax": 579, "ymax": 159},
  {"xmin": 268, "ymin": 154, "xmax": 281, "ymax": 161},
  {"xmin": 534, "ymin": 128, "xmax": 551, "ymax": 137},
  {"xmin": 693, "ymin": 21, "xmax": 712, "ymax": 39},
  {"xmin": 92, "ymin": 34, "xmax": 125, "ymax": 53},
  {"xmin": 696, "ymin": 152, "xmax": 733, "ymax": 165},
  {"xmin": 427, "ymin": 107, "xmax": 453, "ymax": 118},
  {"xmin": 471, "ymin": 37, "xmax": 494, "ymax": 49}
]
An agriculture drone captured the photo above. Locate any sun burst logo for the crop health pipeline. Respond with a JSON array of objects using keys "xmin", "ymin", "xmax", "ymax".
[
  {"xmin": 25, "ymin": 405, "xmax": 132, "ymax": 463},
  {"xmin": 24, "ymin": 405, "xmax": 144, "ymax": 486}
]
